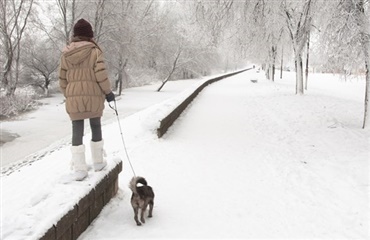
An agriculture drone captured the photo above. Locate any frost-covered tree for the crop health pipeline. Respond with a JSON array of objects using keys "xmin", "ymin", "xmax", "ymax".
[
  {"xmin": 101, "ymin": 0, "xmax": 159, "ymax": 94},
  {"xmin": 0, "ymin": 0, "xmax": 34, "ymax": 96},
  {"xmin": 23, "ymin": 37, "xmax": 59, "ymax": 96},
  {"xmin": 193, "ymin": 0, "xmax": 234, "ymax": 46},
  {"xmin": 322, "ymin": 0, "xmax": 370, "ymax": 128},
  {"xmin": 248, "ymin": 0, "xmax": 286, "ymax": 81},
  {"xmin": 358, "ymin": 1, "xmax": 370, "ymax": 128},
  {"xmin": 282, "ymin": 0, "xmax": 315, "ymax": 95},
  {"xmin": 91, "ymin": 0, "xmax": 108, "ymax": 43},
  {"xmin": 55, "ymin": 0, "xmax": 79, "ymax": 45},
  {"xmin": 156, "ymin": 1, "xmax": 223, "ymax": 91}
]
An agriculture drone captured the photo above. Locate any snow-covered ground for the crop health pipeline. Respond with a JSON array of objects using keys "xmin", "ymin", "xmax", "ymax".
[
  {"xmin": 0, "ymin": 79, "xmax": 200, "ymax": 170},
  {"xmin": 1, "ymin": 70, "xmax": 369, "ymax": 239}
]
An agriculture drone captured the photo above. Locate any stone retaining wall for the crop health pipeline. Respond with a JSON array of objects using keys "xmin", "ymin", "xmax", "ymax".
[{"xmin": 40, "ymin": 161, "xmax": 123, "ymax": 240}]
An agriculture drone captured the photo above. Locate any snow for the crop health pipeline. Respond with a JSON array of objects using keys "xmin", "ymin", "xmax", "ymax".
[
  {"xmin": 1, "ymin": 70, "xmax": 369, "ymax": 239},
  {"xmin": 0, "ymin": 79, "xmax": 200, "ymax": 169}
]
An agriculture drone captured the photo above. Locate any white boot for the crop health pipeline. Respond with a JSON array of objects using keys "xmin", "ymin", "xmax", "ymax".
[
  {"xmin": 70, "ymin": 145, "xmax": 88, "ymax": 181},
  {"xmin": 90, "ymin": 140, "xmax": 107, "ymax": 171}
]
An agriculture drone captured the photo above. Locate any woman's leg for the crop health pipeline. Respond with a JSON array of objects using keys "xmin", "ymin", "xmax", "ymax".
[
  {"xmin": 72, "ymin": 120, "xmax": 84, "ymax": 146},
  {"xmin": 89, "ymin": 117, "xmax": 106, "ymax": 171},
  {"xmin": 89, "ymin": 117, "xmax": 102, "ymax": 142},
  {"xmin": 71, "ymin": 119, "xmax": 87, "ymax": 180}
]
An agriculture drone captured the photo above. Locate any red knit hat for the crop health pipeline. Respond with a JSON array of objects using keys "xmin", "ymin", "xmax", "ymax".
[{"xmin": 73, "ymin": 19, "xmax": 93, "ymax": 38}]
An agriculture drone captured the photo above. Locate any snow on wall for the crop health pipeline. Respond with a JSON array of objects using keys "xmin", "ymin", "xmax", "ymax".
[{"xmin": 39, "ymin": 160, "xmax": 122, "ymax": 240}]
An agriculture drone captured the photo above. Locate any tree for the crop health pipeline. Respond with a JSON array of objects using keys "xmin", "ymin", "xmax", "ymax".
[
  {"xmin": 282, "ymin": 0, "xmax": 314, "ymax": 95},
  {"xmin": 193, "ymin": 0, "xmax": 234, "ymax": 46},
  {"xmin": 304, "ymin": 30, "xmax": 311, "ymax": 89},
  {"xmin": 157, "ymin": 47, "xmax": 182, "ymax": 92},
  {"xmin": 252, "ymin": 0, "xmax": 286, "ymax": 81},
  {"xmin": 92, "ymin": 0, "xmax": 107, "ymax": 43},
  {"xmin": 354, "ymin": 0, "xmax": 370, "ymax": 128},
  {"xmin": 323, "ymin": 0, "xmax": 370, "ymax": 128},
  {"xmin": 56, "ymin": 0, "xmax": 78, "ymax": 45},
  {"xmin": 23, "ymin": 38, "xmax": 59, "ymax": 96},
  {"xmin": 102, "ymin": 0, "xmax": 158, "ymax": 95},
  {"xmin": 0, "ymin": 0, "xmax": 34, "ymax": 96},
  {"xmin": 155, "ymin": 1, "xmax": 224, "ymax": 91}
]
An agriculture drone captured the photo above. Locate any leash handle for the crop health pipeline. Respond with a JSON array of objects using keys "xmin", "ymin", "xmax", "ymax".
[{"xmin": 108, "ymin": 100, "xmax": 119, "ymax": 116}]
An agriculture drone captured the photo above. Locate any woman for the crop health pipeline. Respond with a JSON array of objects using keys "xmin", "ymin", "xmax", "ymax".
[{"xmin": 59, "ymin": 18, "xmax": 115, "ymax": 180}]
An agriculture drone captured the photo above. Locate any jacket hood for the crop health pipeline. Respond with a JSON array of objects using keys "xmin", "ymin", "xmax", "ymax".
[{"xmin": 63, "ymin": 41, "xmax": 95, "ymax": 65}]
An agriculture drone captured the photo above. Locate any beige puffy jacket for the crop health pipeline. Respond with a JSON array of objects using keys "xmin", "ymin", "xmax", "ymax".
[{"xmin": 59, "ymin": 41, "xmax": 112, "ymax": 121}]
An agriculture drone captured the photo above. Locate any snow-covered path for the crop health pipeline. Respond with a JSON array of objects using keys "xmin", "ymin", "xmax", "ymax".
[{"xmin": 80, "ymin": 71, "xmax": 369, "ymax": 239}]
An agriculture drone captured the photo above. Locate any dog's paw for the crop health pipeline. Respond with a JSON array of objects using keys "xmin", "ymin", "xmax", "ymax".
[
  {"xmin": 141, "ymin": 218, "xmax": 146, "ymax": 224},
  {"xmin": 148, "ymin": 214, "xmax": 153, "ymax": 218},
  {"xmin": 136, "ymin": 222, "xmax": 142, "ymax": 226}
]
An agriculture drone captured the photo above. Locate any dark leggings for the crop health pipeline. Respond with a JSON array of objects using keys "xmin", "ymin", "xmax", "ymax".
[{"xmin": 72, "ymin": 117, "xmax": 102, "ymax": 146}]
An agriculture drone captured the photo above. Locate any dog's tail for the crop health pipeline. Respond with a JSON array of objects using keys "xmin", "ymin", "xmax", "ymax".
[{"xmin": 129, "ymin": 176, "xmax": 147, "ymax": 194}]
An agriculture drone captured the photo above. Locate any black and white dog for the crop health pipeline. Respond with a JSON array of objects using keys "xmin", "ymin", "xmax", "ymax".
[{"xmin": 129, "ymin": 176, "xmax": 155, "ymax": 226}]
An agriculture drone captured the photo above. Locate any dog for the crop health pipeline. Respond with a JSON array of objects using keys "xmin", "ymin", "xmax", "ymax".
[{"xmin": 129, "ymin": 176, "xmax": 155, "ymax": 226}]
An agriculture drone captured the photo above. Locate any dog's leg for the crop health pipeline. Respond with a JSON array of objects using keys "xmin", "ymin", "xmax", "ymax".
[
  {"xmin": 148, "ymin": 200, "xmax": 154, "ymax": 218},
  {"xmin": 140, "ymin": 204, "xmax": 147, "ymax": 224},
  {"xmin": 134, "ymin": 207, "xmax": 141, "ymax": 226}
]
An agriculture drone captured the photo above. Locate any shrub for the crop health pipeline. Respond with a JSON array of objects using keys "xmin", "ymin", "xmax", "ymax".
[{"xmin": 0, "ymin": 89, "xmax": 39, "ymax": 119}]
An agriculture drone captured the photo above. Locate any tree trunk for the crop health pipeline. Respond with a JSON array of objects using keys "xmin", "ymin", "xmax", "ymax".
[
  {"xmin": 363, "ymin": 57, "xmax": 370, "ymax": 129},
  {"xmin": 305, "ymin": 31, "xmax": 310, "ymax": 90},
  {"xmin": 280, "ymin": 46, "xmax": 283, "ymax": 79},
  {"xmin": 361, "ymin": 22, "xmax": 370, "ymax": 128},
  {"xmin": 284, "ymin": 0, "xmax": 312, "ymax": 95},
  {"xmin": 272, "ymin": 46, "xmax": 277, "ymax": 82},
  {"xmin": 295, "ymin": 53, "xmax": 304, "ymax": 95},
  {"xmin": 44, "ymin": 87, "xmax": 49, "ymax": 97},
  {"xmin": 355, "ymin": 0, "xmax": 370, "ymax": 128},
  {"xmin": 157, "ymin": 63, "xmax": 177, "ymax": 92},
  {"xmin": 44, "ymin": 78, "xmax": 51, "ymax": 97},
  {"xmin": 157, "ymin": 74, "xmax": 171, "ymax": 92},
  {"xmin": 266, "ymin": 46, "xmax": 277, "ymax": 81},
  {"xmin": 265, "ymin": 67, "xmax": 270, "ymax": 80},
  {"xmin": 2, "ymin": 46, "xmax": 13, "ymax": 90},
  {"xmin": 11, "ymin": 40, "xmax": 22, "ymax": 96},
  {"xmin": 157, "ymin": 49, "xmax": 182, "ymax": 92},
  {"xmin": 115, "ymin": 71, "xmax": 123, "ymax": 96},
  {"xmin": 115, "ymin": 57, "xmax": 128, "ymax": 96}
]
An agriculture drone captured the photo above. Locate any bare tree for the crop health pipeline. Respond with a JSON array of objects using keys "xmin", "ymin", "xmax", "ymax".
[
  {"xmin": 194, "ymin": 0, "xmax": 234, "ymax": 46},
  {"xmin": 354, "ymin": 0, "xmax": 370, "ymax": 128},
  {"xmin": 157, "ymin": 48, "xmax": 182, "ymax": 92},
  {"xmin": 323, "ymin": 0, "xmax": 370, "ymax": 128},
  {"xmin": 250, "ymin": 0, "xmax": 286, "ymax": 81},
  {"xmin": 304, "ymin": 30, "xmax": 311, "ymax": 90},
  {"xmin": 56, "ymin": 0, "xmax": 78, "ymax": 44},
  {"xmin": 106, "ymin": 1, "xmax": 134, "ymax": 93},
  {"xmin": 92, "ymin": 0, "xmax": 107, "ymax": 43},
  {"xmin": 0, "ymin": 0, "xmax": 34, "ymax": 96},
  {"xmin": 282, "ymin": 0, "xmax": 314, "ymax": 95},
  {"xmin": 23, "ymin": 39, "xmax": 59, "ymax": 96}
]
